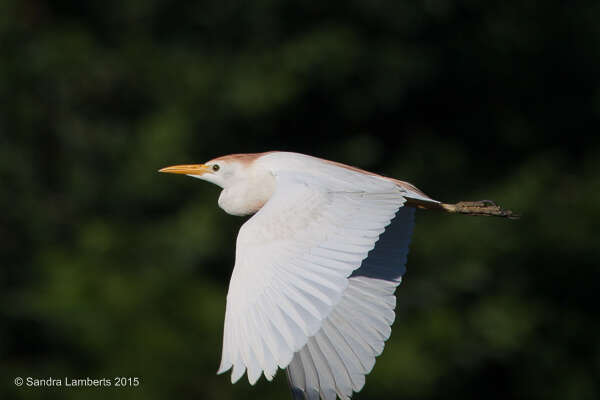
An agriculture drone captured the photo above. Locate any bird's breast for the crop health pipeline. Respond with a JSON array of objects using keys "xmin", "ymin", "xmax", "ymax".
[{"xmin": 218, "ymin": 173, "xmax": 276, "ymax": 216}]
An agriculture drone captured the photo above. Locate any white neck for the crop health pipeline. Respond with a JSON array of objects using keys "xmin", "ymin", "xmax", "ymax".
[{"xmin": 217, "ymin": 166, "xmax": 276, "ymax": 216}]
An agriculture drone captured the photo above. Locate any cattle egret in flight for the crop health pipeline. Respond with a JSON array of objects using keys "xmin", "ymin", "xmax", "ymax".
[{"xmin": 159, "ymin": 151, "xmax": 515, "ymax": 400}]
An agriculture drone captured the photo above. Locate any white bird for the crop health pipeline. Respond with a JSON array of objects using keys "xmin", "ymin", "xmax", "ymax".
[{"xmin": 159, "ymin": 151, "xmax": 515, "ymax": 400}]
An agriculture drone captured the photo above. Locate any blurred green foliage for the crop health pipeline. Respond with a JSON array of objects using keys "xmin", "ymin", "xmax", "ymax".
[{"xmin": 1, "ymin": 0, "xmax": 599, "ymax": 399}]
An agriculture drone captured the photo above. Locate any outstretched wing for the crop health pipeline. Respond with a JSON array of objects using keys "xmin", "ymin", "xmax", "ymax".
[
  {"xmin": 286, "ymin": 206, "xmax": 415, "ymax": 400},
  {"xmin": 217, "ymin": 167, "xmax": 408, "ymax": 385}
]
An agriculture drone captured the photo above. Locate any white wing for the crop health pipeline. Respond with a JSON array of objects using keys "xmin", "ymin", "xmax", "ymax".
[
  {"xmin": 286, "ymin": 206, "xmax": 415, "ymax": 400},
  {"xmin": 217, "ymin": 156, "xmax": 413, "ymax": 389}
]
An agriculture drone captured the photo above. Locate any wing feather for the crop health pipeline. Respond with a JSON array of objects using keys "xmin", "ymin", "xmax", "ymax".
[
  {"xmin": 286, "ymin": 205, "xmax": 416, "ymax": 399},
  {"xmin": 218, "ymin": 163, "xmax": 408, "ymax": 385}
]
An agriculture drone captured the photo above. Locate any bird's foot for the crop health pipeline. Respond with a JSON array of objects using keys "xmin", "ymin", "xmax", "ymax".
[{"xmin": 441, "ymin": 200, "xmax": 520, "ymax": 219}]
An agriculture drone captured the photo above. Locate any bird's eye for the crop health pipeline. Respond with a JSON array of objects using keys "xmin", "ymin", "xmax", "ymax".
[{"xmin": 212, "ymin": 164, "xmax": 220, "ymax": 172}]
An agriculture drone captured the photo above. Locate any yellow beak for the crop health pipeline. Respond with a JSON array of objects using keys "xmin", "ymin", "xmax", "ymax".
[{"xmin": 158, "ymin": 164, "xmax": 211, "ymax": 175}]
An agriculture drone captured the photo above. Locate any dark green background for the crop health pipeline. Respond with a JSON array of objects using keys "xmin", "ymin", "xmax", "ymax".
[{"xmin": 2, "ymin": 1, "xmax": 598, "ymax": 399}]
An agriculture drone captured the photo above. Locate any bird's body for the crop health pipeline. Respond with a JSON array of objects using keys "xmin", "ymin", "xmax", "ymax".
[
  {"xmin": 159, "ymin": 151, "xmax": 514, "ymax": 400},
  {"xmin": 207, "ymin": 152, "xmax": 435, "ymax": 216}
]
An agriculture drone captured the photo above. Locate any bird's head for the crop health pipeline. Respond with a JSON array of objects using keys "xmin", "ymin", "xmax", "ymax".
[
  {"xmin": 160, "ymin": 153, "xmax": 276, "ymax": 215},
  {"xmin": 158, "ymin": 158, "xmax": 245, "ymax": 189}
]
